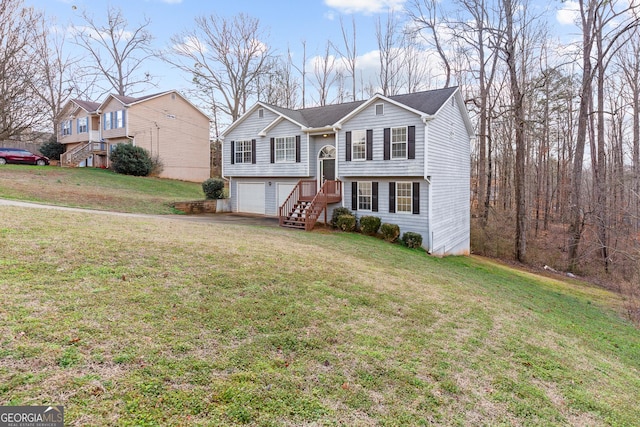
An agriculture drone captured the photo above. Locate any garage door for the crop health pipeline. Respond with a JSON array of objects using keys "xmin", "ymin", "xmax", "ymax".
[
  {"xmin": 237, "ymin": 182, "xmax": 265, "ymax": 214},
  {"xmin": 277, "ymin": 183, "xmax": 297, "ymax": 209}
]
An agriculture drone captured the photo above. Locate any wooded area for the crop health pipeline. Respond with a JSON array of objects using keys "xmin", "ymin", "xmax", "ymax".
[{"xmin": 2, "ymin": 0, "xmax": 640, "ymax": 318}]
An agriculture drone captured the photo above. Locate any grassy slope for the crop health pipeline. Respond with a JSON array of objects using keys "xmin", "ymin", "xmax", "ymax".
[
  {"xmin": 1, "ymin": 206, "xmax": 638, "ymax": 426},
  {"xmin": 0, "ymin": 165, "xmax": 203, "ymax": 214}
]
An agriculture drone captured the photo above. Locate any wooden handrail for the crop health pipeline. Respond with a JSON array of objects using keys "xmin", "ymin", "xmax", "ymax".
[
  {"xmin": 279, "ymin": 179, "xmax": 342, "ymax": 230},
  {"xmin": 303, "ymin": 180, "xmax": 342, "ymax": 230}
]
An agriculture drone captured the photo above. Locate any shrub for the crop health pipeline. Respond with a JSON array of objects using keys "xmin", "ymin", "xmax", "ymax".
[
  {"xmin": 359, "ymin": 215, "xmax": 381, "ymax": 235},
  {"xmin": 402, "ymin": 232, "xmax": 423, "ymax": 249},
  {"xmin": 39, "ymin": 139, "xmax": 64, "ymax": 160},
  {"xmin": 380, "ymin": 223, "xmax": 400, "ymax": 243},
  {"xmin": 336, "ymin": 214, "xmax": 356, "ymax": 232},
  {"xmin": 202, "ymin": 178, "xmax": 226, "ymax": 200},
  {"xmin": 110, "ymin": 144, "xmax": 152, "ymax": 176},
  {"xmin": 331, "ymin": 207, "xmax": 353, "ymax": 228},
  {"xmin": 150, "ymin": 154, "xmax": 164, "ymax": 177}
]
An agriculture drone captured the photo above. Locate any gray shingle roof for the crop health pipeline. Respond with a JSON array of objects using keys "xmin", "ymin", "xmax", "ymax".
[
  {"xmin": 387, "ymin": 87, "xmax": 458, "ymax": 116},
  {"xmin": 73, "ymin": 99, "xmax": 100, "ymax": 113},
  {"xmin": 261, "ymin": 87, "xmax": 457, "ymax": 129}
]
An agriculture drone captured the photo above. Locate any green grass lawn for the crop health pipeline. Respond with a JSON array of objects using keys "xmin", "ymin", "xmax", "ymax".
[
  {"xmin": 0, "ymin": 165, "xmax": 203, "ymax": 214},
  {"xmin": 1, "ymin": 205, "xmax": 638, "ymax": 426}
]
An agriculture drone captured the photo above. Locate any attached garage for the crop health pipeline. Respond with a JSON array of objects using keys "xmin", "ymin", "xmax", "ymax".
[
  {"xmin": 276, "ymin": 183, "xmax": 296, "ymax": 209},
  {"xmin": 237, "ymin": 182, "xmax": 265, "ymax": 214}
]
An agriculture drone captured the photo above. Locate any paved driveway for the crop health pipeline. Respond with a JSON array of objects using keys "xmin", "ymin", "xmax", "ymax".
[{"xmin": 0, "ymin": 198, "xmax": 280, "ymax": 227}]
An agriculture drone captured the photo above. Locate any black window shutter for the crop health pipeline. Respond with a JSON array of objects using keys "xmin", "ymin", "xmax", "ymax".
[
  {"xmin": 270, "ymin": 138, "xmax": 275, "ymax": 163},
  {"xmin": 372, "ymin": 182, "xmax": 378, "ymax": 212},
  {"xmin": 230, "ymin": 140, "xmax": 235, "ymax": 164},
  {"xmin": 251, "ymin": 139, "xmax": 256, "ymax": 164},
  {"xmin": 295, "ymin": 135, "xmax": 301, "ymax": 163},
  {"xmin": 351, "ymin": 182, "xmax": 358, "ymax": 211},
  {"xmin": 408, "ymin": 126, "xmax": 416, "ymax": 159},
  {"xmin": 345, "ymin": 131, "xmax": 352, "ymax": 161},
  {"xmin": 413, "ymin": 182, "xmax": 420, "ymax": 214},
  {"xmin": 383, "ymin": 128, "xmax": 391, "ymax": 160},
  {"xmin": 389, "ymin": 182, "xmax": 396, "ymax": 213},
  {"xmin": 366, "ymin": 129, "xmax": 373, "ymax": 161}
]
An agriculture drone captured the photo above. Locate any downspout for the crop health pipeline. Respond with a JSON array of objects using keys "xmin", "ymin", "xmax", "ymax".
[
  {"xmin": 306, "ymin": 131, "xmax": 310, "ymax": 178},
  {"xmin": 422, "ymin": 115, "xmax": 434, "ymax": 254},
  {"xmin": 333, "ymin": 126, "xmax": 342, "ymax": 207}
]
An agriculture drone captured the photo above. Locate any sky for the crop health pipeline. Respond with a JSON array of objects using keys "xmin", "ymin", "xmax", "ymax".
[{"xmin": 22, "ymin": 0, "xmax": 579, "ymax": 100}]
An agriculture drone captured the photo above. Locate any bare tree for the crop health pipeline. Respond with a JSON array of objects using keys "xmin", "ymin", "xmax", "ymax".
[
  {"xmin": 32, "ymin": 14, "xmax": 79, "ymax": 136},
  {"xmin": 290, "ymin": 41, "xmax": 308, "ymax": 109},
  {"xmin": 256, "ymin": 56, "xmax": 300, "ymax": 109},
  {"xmin": 568, "ymin": 0, "xmax": 640, "ymax": 271},
  {"xmin": 311, "ymin": 42, "xmax": 337, "ymax": 106},
  {"xmin": 402, "ymin": 33, "xmax": 432, "ymax": 92},
  {"xmin": 0, "ymin": 0, "xmax": 48, "ymax": 139},
  {"xmin": 406, "ymin": 0, "xmax": 452, "ymax": 87},
  {"xmin": 332, "ymin": 17, "xmax": 358, "ymax": 102},
  {"xmin": 502, "ymin": 0, "xmax": 529, "ymax": 261},
  {"xmin": 619, "ymin": 27, "xmax": 640, "ymax": 228},
  {"xmin": 72, "ymin": 6, "xmax": 155, "ymax": 97},
  {"xmin": 166, "ymin": 13, "xmax": 273, "ymax": 125},
  {"xmin": 376, "ymin": 11, "xmax": 405, "ymax": 96}
]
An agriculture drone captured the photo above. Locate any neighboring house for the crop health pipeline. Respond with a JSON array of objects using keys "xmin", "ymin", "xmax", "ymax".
[
  {"xmin": 57, "ymin": 90, "xmax": 211, "ymax": 182},
  {"xmin": 221, "ymin": 87, "xmax": 474, "ymax": 256}
]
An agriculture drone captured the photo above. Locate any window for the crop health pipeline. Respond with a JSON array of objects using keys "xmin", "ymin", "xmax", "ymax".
[
  {"xmin": 358, "ymin": 182, "xmax": 372, "ymax": 211},
  {"xmin": 352, "ymin": 130, "xmax": 366, "ymax": 160},
  {"xmin": 396, "ymin": 182, "xmax": 412, "ymax": 213},
  {"xmin": 391, "ymin": 126, "xmax": 407, "ymax": 159},
  {"xmin": 275, "ymin": 136, "xmax": 296, "ymax": 162},
  {"xmin": 235, "ymin": 140, "xmax": 253, "ymax": 164},
  {"xmin": 375, "ymin": 104, "xmax": 384, "ymax": 115},
  {"xmin": 115, "ymin": 110, "xmax": 125, "ymax": 128},
  {"xmin": 258, "ymin": 108, "xmax": 264, "ymax": 118},
  {"xmin": 103, "ymin": 113, "xmax": 111, "ymax": 130},
  {"xmin": 77, "ymin": 117, "xmax": 88, "ymax": 133},
  {"xmin": 61, "ymin": 120, "xmax": 72, "ymax": 136}
]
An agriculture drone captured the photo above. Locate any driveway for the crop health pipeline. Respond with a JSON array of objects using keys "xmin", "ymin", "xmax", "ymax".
[{"xmin": 0, "ymin": 198, "xmax": 280, "ymax": 227}]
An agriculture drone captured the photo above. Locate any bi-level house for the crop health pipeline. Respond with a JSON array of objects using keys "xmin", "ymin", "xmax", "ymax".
[
  {"xmin": 221, "ymin": 87, "xmax": 473, "ymax": 255},
  {"xmin": 57, "ymin": 90, "xmax": 211, "ymax": 182}
]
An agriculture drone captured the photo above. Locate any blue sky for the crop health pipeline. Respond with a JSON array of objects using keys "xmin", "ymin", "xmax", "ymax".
[
  {"xmin": 23, "ymin": 0, "xmax": 577, "ymax": 98},
  {"xmin": 23, "ymin": 0, "xmax": 402, "ymax": 93}
]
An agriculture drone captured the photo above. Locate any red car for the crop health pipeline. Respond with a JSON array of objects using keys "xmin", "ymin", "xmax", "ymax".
[{"xmin": 0, "ymin": 148, "xmax": 49, "ymax": 166}]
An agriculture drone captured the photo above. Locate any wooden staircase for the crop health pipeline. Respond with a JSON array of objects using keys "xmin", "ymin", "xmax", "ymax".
[
  {"xmin": 279, "ymin": 180, "xmax": 342, "ymax": 231},
  {"xmin": 60, "ymin": 142, "xmax": 108, "ymax": 167}
]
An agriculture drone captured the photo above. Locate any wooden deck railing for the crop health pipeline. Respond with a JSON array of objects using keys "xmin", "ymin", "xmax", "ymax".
[
  {"xmin": 279, "ymin": 179, "xmax": 342, "ymax": 230},
  {"xmin": 303, "ymin": 179, "xmax": 342, "ymax": 230}
]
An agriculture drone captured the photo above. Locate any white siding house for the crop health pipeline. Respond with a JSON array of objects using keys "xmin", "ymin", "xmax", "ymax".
[{"xmin": 221, "ymin": 87, "xmax": 473, "ymax": 255}]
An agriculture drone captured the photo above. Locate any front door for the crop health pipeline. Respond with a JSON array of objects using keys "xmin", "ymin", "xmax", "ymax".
[
  {"xmin": 318, "ymin": 145, "xmax": 336, "ymax": 188},
  {"xmin": 322, "ymin": 158, "xmax": 335, "ymax": 181}
]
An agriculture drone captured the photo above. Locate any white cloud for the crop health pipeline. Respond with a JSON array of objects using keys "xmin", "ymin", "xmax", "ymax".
[
  {"xmin": 161, "ymin": 0, "xmax": 183, "ymax": 3},
  {"xmin": 324, "ymin": 0, "xmax": 406, "ymax": 15},
  {"xmin": 556, "ymin": 1, "xmax": 579, "ymax": 25},
  {"xmin": 173, "ymin": 35, "xmax": 207, "ymax": 55}
]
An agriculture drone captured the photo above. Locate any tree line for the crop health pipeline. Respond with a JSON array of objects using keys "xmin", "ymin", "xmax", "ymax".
[{"xmin": 3, "ymin": 0, "xmax": 640, "ymax": 294}]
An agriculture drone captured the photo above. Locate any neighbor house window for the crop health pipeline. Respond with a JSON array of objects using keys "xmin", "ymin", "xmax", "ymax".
[
  {"xmin": 358, "ymin": 182, "xmax": 372, "ymax": 211},
  {"xmin": 77, "ymin": 117, "xmax": 88, "ymax": 133},
  {"xmin": 396, "ymin": 182, "xmax": 413, "ymax": 213},
  {"xmin": 61, "ymin": 120, "xmax": 72, "ymax": 136},
  {"xmin": 352, "ymin": 130, "xmax": 366, "ymax": 161},
  {"xmin": 235, "ymin": 140, "xmax": 253, "ymax": 164},
  {"xmin": 275, "ymin": 136, "xmax": 296, "ymax": 162},
  {"xmin": 115, "ymin": 110, "xmax": 125, "ymax": 128},
  {"xmin": 391, "ymin": 126, "xmax": 407, "ymax": 159},
  {"xmin": 103, "ymin": 113, "xmax": 112, "ymax": 130}
]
